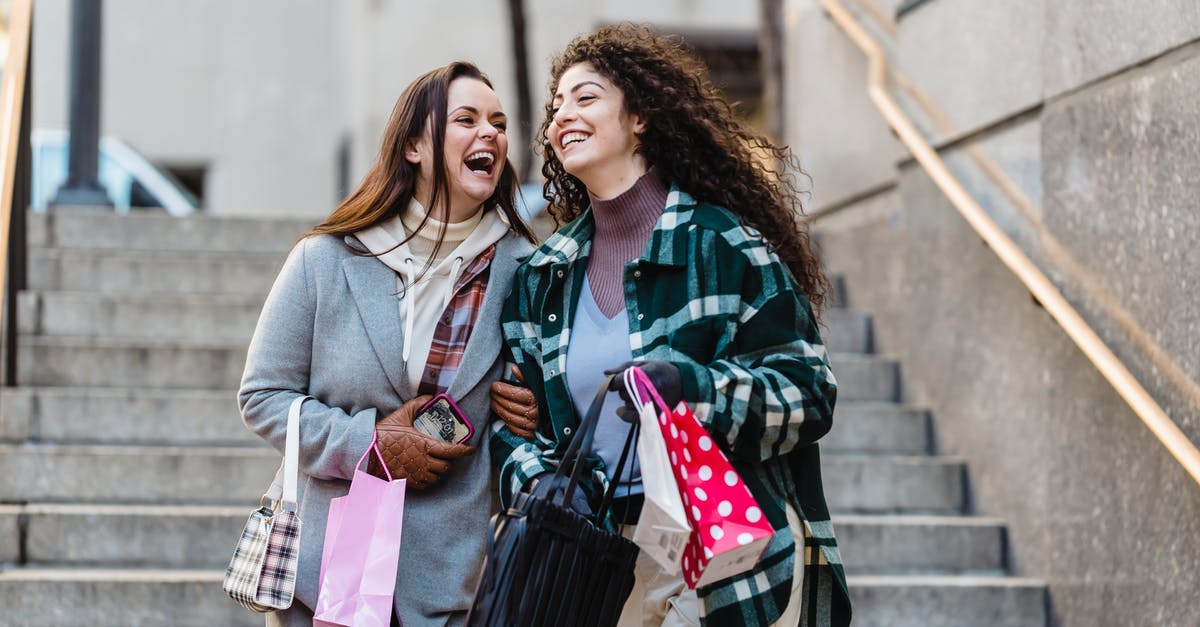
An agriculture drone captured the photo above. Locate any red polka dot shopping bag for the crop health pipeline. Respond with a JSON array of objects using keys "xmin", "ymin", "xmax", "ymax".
[{"xmin": 628, "ymin": 367, "xmax": 774, "ymax": 589}]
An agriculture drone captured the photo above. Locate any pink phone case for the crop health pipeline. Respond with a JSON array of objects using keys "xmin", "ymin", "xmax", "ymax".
[{"xmin": 412, "ymin": 394, "xmax": 474, "ymax": 443}]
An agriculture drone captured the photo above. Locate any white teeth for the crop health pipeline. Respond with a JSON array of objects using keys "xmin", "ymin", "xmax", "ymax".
[
  {"xmin": 466, "ymin": 151, "xmax": 495, "ymax": 166},
  {"xmin": 561, "ymin": 132, "xmax": 589, "ymax": 148}
]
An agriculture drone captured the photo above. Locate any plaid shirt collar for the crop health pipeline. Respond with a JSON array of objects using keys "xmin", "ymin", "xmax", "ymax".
[{"xmin": 528, "ymin": 185, "xmax": 698, "ymax": 270}]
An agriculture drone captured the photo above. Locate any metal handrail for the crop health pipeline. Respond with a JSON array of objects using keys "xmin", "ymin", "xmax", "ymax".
[
  {"xmin": 817, "ymin": 0, "xmax": 1200, "ymax": 486},
  {"xmin": 2, "ymin": 0, "xmax": 34, "ymax": 385}
]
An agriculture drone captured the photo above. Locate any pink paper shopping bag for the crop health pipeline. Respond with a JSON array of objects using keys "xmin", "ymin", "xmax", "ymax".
[
  {"xmin": 314, "ymin": 435, "xmax": 407, "ymax": 627},
  {"xmin": 630, "ymin": 367, "xmax": 774, "ymax": 589}
]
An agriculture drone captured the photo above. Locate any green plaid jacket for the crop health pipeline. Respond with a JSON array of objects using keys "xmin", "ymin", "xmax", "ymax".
[{"xmin": 491, "ymin": 186, "xmax": 851, "ymax": 626}]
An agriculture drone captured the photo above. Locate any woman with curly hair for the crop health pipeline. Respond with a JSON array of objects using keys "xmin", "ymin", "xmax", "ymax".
[{"xmin": 490, "ymin": 24, "xmax": 851, "ymax": 627}]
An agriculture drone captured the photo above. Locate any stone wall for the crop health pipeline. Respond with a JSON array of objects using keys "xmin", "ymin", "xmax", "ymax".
[{"xmin": 787, "ymin": 0, "xmax": 1200, "ymax": 624}]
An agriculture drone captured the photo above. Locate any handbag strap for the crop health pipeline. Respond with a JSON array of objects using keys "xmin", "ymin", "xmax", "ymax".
[
  {"xmin": 553, "ymin": 373, "xmax": 640, "ymax": 523},
  {"xmin": 265, "ymin": 395, "xmax": 309, "ymax": 508}
]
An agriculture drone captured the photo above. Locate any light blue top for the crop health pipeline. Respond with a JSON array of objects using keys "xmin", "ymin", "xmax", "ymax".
[{"xmin": 565, "ymin": 275, "xmax": 642, "ymax": 495}]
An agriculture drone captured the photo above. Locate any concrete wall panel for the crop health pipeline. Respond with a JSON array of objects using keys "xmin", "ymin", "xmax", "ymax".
[{"xmin": 1044, "ymin": 0, "xmax": 1200, "ymax": 98}]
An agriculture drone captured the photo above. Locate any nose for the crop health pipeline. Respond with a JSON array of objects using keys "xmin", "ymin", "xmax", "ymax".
[
  {"xmin": 479, "ymin": 122, "xmax": 497, "ymax": 140},
  {"xmin": 553, "ymin": 102, "xmax": 575, "ymax": 126}
]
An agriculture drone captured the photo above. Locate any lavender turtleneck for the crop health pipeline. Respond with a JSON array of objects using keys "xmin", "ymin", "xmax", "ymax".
[{"xmin": 586, "ymin": 169, "xmax": 669, "ymax": 318}]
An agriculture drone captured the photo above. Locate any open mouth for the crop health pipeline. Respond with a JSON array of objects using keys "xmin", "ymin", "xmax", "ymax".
[
  {"xmin": 465, "ymin": 151, "xmax": 496, "ymax": 175},
  {"xmin": 560, "ymin": 132, "xmax": 589, "ymax": 149}
]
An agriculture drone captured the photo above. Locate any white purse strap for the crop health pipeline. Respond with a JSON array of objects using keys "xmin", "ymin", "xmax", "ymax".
[{"xmin": 264, "ymin": 396, "xmax": 308, "ymax": 509}]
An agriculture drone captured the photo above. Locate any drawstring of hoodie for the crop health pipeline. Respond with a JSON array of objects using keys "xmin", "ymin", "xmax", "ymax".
[{"xmin": 400, "ymin": 255, "xmax": 466, "ymax": 363}]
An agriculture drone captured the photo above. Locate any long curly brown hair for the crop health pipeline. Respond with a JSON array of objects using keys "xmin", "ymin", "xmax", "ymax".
[{"xmin": 538, "ymin": 24, "xmax": 829, "ymax": 314}]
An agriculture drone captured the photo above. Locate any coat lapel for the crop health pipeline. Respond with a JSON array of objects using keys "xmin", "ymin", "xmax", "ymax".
[
  {"xmin": 446, "ymin": 234, "xmax": 527, "ymax": 400},
  {"xmin": 342, "ymin": 255, "xmax": 415, "ymax": 400}
]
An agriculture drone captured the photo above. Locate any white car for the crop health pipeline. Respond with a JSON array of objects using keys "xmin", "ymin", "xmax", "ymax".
[{"xmin": 31, "ymin": 129, "xmax": 200, "ymax": 216}]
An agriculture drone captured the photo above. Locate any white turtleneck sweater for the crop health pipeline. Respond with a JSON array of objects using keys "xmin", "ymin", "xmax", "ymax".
[{"xmin": 355, "ymin": 198, "xmax": 510, "ymax": 391}]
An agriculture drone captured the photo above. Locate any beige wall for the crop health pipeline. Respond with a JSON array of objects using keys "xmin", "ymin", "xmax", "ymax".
[{"xmin": 32, "ymin": 0, "xmax": 754, "ymax": 217}]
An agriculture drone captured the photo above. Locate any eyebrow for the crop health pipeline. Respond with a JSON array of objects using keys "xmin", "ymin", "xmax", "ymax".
[
  {"xmin": 553, "ymin": 80, "xmax": 606, "ymax": 102},
  {"xmin": 450, "ymin": 105, "xmax": 507, "ymax": 119}
]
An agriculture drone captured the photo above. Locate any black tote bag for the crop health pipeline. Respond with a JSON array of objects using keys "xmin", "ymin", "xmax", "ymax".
[{"xmin": 468, "ymin": 375, "xmax": 639, "ymax": 627}]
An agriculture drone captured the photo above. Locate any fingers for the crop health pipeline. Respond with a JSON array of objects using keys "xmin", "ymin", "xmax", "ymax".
[
  {"xmin": 510, "ymin": 365, "xmax": 526, "ymax": 385},
  {"xmin": 424, "ymin": 439, "xmax": 477, "ymax": 460},
  {"xmin": 491, "ymin": 380, "xmax": 534, "ymax": 404}
]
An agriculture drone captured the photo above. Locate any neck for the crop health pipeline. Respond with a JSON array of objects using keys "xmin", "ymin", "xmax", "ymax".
[
  {"xmin": 579, "ymin": 154, "xmax": 648, "ymax": 200},
  {"xmin": 412, "ymin": 183, "xmax": 484, "ymax": 224}
]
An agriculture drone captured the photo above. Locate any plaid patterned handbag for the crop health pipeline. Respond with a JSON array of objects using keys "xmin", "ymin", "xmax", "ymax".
[{"xmin": 223, "ymin": 396, "xmax": 307, "ymax": 613}]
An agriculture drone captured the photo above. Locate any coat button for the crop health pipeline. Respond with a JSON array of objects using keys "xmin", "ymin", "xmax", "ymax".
[
  {"xmin": 556, "ymin": 270, "xmax": 564, "ymax": 278},
  {"xmin": 563, "ymin": 427, "xmax": 572, "ymax": 436},
  {"xmin": 633, "ymin": 270, "xmax": 642, "ymax": 278},
  {"xmin": 637, "ymin": 313, "xmax": 645, "ymax": 320},
  {"xmin": 548, "ymin": 314, "xmax": 557, "ymax": 322}
]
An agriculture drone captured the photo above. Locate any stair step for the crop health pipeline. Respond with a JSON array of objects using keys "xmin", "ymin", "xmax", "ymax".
[
  {"xmin": 28, "ymin": 247, "xmax": 284, "ymax": 295},
  {"xmin": 0, "ymin": 568, "xmax": 259, "ymax": 627},
  {"xmin": 835, "ymin": 514, "xmax": 1006, "ymax": 575},
  {"xmin": 846, "ymin": 575, "xmax": 1047, "ymax": 627},
  {"xmin": 28, "ymin": 208, "xmax": 310, "ymax": 253},
  {"xmin": 0, "ymin": 505, "xmax": 19, "ymax": 564},
  {"xmin": 824, "ymin": 455, "xmax": 965, "ymax": 514},
  {"xmin": 17, "ymin": 336, "xmax": 246, "ymax": 389},
  {"xmin": 822, "ymin": 308, "xmax": 873, "ymax": 354},
  {"xmin": 829, "ymin": 353, "xmax": 900, "ymax": 402},
  {"xmin": 18, "ymin": 504, "xmax": 247, "ymax": 569},
  {"xmin": 824, "ymin": 403, "xmax": 930, "ymax": 454},
  {"xmin": 0, "ymin": 444, "xmax": 277, "ymax": 503},
  {"xmin": 18, "ymin": 291, "xmax": 263, "ymax": 341},
  {"xmin": 1, "ymin": 388, "xmax": 258, "ymax": 445}
]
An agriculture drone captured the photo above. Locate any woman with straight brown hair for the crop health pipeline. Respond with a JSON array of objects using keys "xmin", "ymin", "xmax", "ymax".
[{"xmin": 239, "ymin": 61, "xmax": 537, "ymax": 626}]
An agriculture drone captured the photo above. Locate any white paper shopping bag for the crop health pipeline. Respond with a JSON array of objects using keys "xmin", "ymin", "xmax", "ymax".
[{"xmin": 625, "ymin": 369, "xmax": 692, "ymax": 574}]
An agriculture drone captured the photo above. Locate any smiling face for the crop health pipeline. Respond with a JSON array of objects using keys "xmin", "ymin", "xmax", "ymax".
[
  {"xmin": 407, "ymin": 77, "xmax": 509, "ymax": 222},
  {"xmin": 547, "ymin": 63, "xmax": 647, "ymax": 199}
]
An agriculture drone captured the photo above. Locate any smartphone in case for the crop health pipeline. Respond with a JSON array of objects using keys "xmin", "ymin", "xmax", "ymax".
[{"xmin": 412, "ymin": 394, "xmax": 474, "ymax": 444}]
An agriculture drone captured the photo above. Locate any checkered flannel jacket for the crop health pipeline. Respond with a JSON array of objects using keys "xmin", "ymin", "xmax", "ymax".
[{"xmin": 490, "ymin": 186, "xmax": 851, "ymax": 626}]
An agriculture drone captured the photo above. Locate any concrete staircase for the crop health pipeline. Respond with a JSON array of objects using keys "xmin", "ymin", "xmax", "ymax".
[
  {"xmin": 0, "ymin": 210, "xmax": 1046, "ymax": 625},
  {"xmin": 823, "ymin": 281, "xmax": 1048, "ymax": 626},
  {"xmin": 0, "ymin": 210, "xmax": 310, "ymax": 627}
]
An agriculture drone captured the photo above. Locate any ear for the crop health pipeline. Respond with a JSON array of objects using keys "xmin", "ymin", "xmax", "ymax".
[
  {"xmin": 404, "ymin": 140, "xmax": 421, "ymax": 165},
  {"xmin": 631, "ymin": 114, "xmax": 647, "ymax": 135}
]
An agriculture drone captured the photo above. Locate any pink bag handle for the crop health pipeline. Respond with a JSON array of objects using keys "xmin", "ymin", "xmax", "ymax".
[
  {"xmin": 355, "ymin": 431, "xmax": 393, "ymax": 482},
  {"xmin": 630, "ymin": 366, "xmax": 674, "ymax": 416}
]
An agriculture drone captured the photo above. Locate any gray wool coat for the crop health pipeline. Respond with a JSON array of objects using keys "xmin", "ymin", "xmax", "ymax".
[{"xmin": 238, "ymin": 228, "xmax": 531, "ymax": 627}]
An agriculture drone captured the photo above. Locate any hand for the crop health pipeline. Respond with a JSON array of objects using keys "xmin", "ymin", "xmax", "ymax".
[
  {"xmin": 604, "ymin": 360, "xmax": 683, "ymax": 424},
  {"xmin": 490, "ymin": 366, "xmax": 538, "ymax": 439},
  {"xmin": 527, "ymin": 473, "xmax": 591, "ymax": 516},
  {"xmin": 369, "ymin": 395, "xmax": 476, "ymax": 489}
]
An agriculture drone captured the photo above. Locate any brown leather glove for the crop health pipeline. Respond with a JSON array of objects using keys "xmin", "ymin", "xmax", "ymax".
[
  {"xmin": 490, "ymin": 366, "xmax": 538, "ymax": 439},
  {"xmin": 369, "ymin": 395, "xmax": 475, "ymax": 489}
]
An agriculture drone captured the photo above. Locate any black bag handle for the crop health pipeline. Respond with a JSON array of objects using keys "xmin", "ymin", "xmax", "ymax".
[{"xmin": 545, "ymin": 373, "xmax": 637, "ymax": 519}]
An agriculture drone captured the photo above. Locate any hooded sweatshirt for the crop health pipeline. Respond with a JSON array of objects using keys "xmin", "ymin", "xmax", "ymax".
[{"xmin": 356, "ymin": 198, "xmax": 510, "ymax": 391}]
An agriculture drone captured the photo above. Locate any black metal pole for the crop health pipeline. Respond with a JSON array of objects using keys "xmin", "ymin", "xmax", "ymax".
[
  {"xmin": 506, "ymin": 0, "xmax": 533, "ymax": 181},
  {"xmin": 3, "ymin": 29, "xmax": 33, "ymax": 387},
  {"xmin": 53, "ymin": 0, "xmax": 112, "ymax": 207}
]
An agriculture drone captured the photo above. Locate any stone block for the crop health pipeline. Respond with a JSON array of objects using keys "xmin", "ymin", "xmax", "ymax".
[
  {"xmin": 896, "ymin": 0, "xmax": 1043, "ymax": 143},
  {"xmin": 0, "ymin": 444, "xmax": 277, "ymax": 503},
  {"xmin": 30, "ymin": 291, "xmax": 263, "ymax": 342},
  {"xmin": 824, "ymin": 403, "xmax": 929, "ymax": 454},
  {"xmin": 27, "ymin": 248, "xmax": 282, "ymax": 295},
  {"xmin": 18, "ymin": 337, "xmax": 247, "ymax": 389},
  {"xmin": 836, "ymin": 514, "xmax": 1006, "ymax": 575},
  {"xmin": 823, "ymin": 308, "xmax": 874, "ymax": 355},
  {"xmin": 787, "ymin": 3, "xmax": 901, "ymax": 209},
  {"xmin": 0, "ymin": 506, "xmax": 21, "ymax": 564},
  {"xmin": 1044, "ymin": 0, "xmax": 1200, "ymax": 98},
  {"xmin": 27, "ymin": 387, "xmax": 257, "ymax": 446},
  {"xmin": 0, "ymin": 389, "xmax": 34, "ymax": 442},
  {"xmin": 23, "ymin": 504, "xmax": 244, "ymax": 568},
  {"xmin": 829, "ymin": 354, "xmax": 900, "ymax": 402},
  {"xmin": 846, "ymin": 575, "xmax": 1046, "ymax": 627},
  {"xmin": 0, "ymin": 569, "xmax": 259, "ymax": 627},
  {"xmin": 28, "ymin": 209, "xmax": 310, "ymax": 252},
  {"xmin": 824, "ymin": 454, "xmax": 965, "ymax": 514}
]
